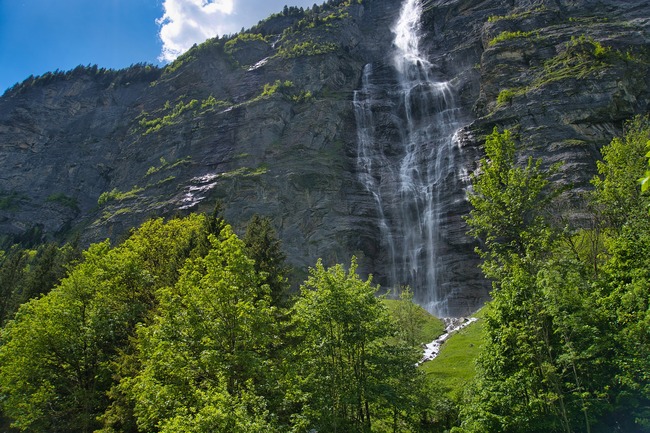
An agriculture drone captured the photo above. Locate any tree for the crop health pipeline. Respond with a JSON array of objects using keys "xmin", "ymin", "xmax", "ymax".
[
  {"xmin": 0, "ymin": 241, "xmax": 139, "ymax": 433},
  {"xmin": 0, "ymin": 216, "xmax": 207, "ymax": 433},
  {"xmin": 393, "ymin": 286, "xmax": 426, "ymax": 346},
  {"xmin": 592, "ymin": 116, "xmax": 650, "ymax": 230},
  {"xmin": 0, "ymin": 242, "xmax": 79, "ymax": 325},
  {"xmin": 128, "ymin": 225, "xmax": 278, "ymax": 433},
  {"xmin": 590, "ymin": 116, "xmax": 650, "ymax": 431},
  {"xmin": 288, "ymin": 258, "xmax": 425, "ymax": 432},
  {"xmin": 0, "ymin": 246, "xmax": 29, "ymax": 325},
  {"xmin": 461, "ymin": 128, "xmax": 612, "ymax": 432},
  {"xmin": 243, "ymin": 215, "xmax": 290, "ymax": 307},
  {"xmin": 465, "ymin": 127, "xmax": 559, "ymax": 281}
]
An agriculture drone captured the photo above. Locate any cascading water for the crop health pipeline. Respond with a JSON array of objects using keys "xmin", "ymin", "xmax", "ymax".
[{"xmin": 354, "ymin": 0, "xmax": 466, "ymax": 317}]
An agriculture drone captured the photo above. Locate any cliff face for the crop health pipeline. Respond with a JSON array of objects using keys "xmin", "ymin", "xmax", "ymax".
[{"xmin": 0, "ymin": 0, "xmax": 648, "ymax": 315}]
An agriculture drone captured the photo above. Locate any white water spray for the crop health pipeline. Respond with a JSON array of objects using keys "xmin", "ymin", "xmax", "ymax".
[{"xmin": 354, "ymin": 0, "xmax": 464, "ymax": 317}]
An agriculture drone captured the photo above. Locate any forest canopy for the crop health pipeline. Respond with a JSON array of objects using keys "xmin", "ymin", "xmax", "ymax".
[{"xmin": 0, "ymin": 117, "xmax": 649, "ymax": 432}]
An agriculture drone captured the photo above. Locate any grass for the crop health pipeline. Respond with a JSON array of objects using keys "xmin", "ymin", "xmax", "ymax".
[
  {"xmin": 97, "ymin": 186, "xmax": 144, "ymax": 206},
  {"xmin": 496, "ymin": 88, "xmax": 520, "ymax": 106},
  {"xmin": 139, "ymin": 99, "xmax": 200, "ymax": 135},
  {"xmin": 487, "ymin": 6, "xmax": 547, "ymax": 23},
  {"xmin": 224, "ymin": 32, "xmax": 267, "ymax": 56},
  {"xmin": 221, "ymin": 165, "xmax": 269, "ymax": 179},
  {"xmin": 382, "ymin": 297, "xmax": 486, "ymax": 396},
  {"xmin": 420, "ymin": 308, "xmax": 487, "ymax": 396},
  {"xmin": 491, "ymin": 36, "xmax": 644, "ymax": 111},
  {"xmin": 46, "ymin": 193, "xmax": 79, "ymax": 211},
  {"xmin": 383, "ymin": 298, "xmax": 445, "ymax": 344},
  {"xmin": 145, "ymin": 156, "xmax": 192, "ymax": 178},
  {"xmin": 488, "ymin": 30, "xmax": 535, "ymax": 47},
  {"xmin": 277, "ymin": 40, "xmax": 338, "ymax": 59}
]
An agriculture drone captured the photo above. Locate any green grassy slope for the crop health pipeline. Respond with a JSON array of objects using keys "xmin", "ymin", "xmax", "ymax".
[
  {"xmin": 383, "ymin": 298, "xmax": 445, "ymax": 344},
  {"xmin": 383, "ymin": 298, "xmax": 486, "ymax": 397},
  {"xmin": 420, "ymin": 308, "xmax": 487, "ymax": 396}
]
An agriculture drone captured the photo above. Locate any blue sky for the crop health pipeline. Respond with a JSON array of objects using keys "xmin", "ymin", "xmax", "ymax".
[{"xmin": 0, "ymin": 0, "xmax": 316, "ymax": 93}]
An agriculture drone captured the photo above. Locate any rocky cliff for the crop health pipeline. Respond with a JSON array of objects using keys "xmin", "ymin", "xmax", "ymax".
[{"xmin": 0, "ymin": 0, "xmax": 648, "ymax": 315}]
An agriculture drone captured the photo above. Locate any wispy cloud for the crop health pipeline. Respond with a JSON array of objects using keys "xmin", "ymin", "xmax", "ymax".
[{"xmin": 157, "ymin": 0, "xmax": 236, "ymax": 62}]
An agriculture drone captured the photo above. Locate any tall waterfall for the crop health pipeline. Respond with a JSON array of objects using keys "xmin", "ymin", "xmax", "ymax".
[{"xmin": 354, "ymin": 0, "xmax": 466, "ymax": 317}]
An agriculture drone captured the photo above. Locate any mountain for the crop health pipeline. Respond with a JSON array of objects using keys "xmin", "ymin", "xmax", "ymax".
[{"xmin": 1, "ymin": 0, "xmax": 648, "ymax": 316}]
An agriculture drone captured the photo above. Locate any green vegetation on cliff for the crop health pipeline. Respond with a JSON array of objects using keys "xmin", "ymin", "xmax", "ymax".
[{"xmin": 492, "ymin": 35, "xmax": 649, "ymax": 111}]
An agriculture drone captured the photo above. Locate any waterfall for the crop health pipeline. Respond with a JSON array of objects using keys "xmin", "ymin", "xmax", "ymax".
[{"xmin": 354, "ymin": 0, "xmax": 465, "ymax": 317}]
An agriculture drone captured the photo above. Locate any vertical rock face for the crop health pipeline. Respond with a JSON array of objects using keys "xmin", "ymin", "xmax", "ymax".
[{"xmin": 0, "ymin": 0, "xmax": 649, "ymax": 315}]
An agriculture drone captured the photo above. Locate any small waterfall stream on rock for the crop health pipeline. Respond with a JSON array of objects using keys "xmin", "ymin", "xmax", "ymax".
[
  {"xmin": 419, "ymin": 317, "xmax": 478, "ymax": 363},
  {"xmin": 354, "ymin": 0, "xmax": 465, "ymax": 317}
]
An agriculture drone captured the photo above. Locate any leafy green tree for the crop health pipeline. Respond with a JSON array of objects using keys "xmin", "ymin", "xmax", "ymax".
[
  {"xmin": 461, "ymin": 128, "xmax": 613, "ymax": 432},
  {"xmin": 593, "ymin": 116, "xmax": 650, "ymax": 230},
  {"xmin": 393, "ymin": 286, "xmax": 426, "ymax": 346},
  {"xmin": 0, "ymin": 216, "xmax": 207, "ymax": 433},
  {"xmin": 600, "ymin": 225, "xmax": 650, "ymax": 431},
  {"xmin": 288, "ymin": 258, "xmax": 424, "ymax": 432},
  {"xmin": 0, "ymin": 241, "xmax": 140, "ymax": 433},
  {"xmin": 0, "ymin": 246, "xmax": 29, "ymax": 324},
  {"xmin": 590, "ymin": 116, "xmax": 650, "ymax": 431},
  {"xmin": 17, "ymin": 242, "xmax": 80, "ymax": 303},
  {"xmin": 465, "ymin": 127, "xmax": 559, "ymax": 281},
  {"xmin": 127, "ymin": 225, "xmax": 277, "ymax": 433},
  {"xmin": 0, "ymin": 242, "xmax": 79, "ymax": 325}
]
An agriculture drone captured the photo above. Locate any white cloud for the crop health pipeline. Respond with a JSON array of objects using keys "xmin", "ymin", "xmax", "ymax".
[
  {"xmin": 157, "ymin": 0, "xmax": 236, "ymax": 62},
  {"xmin": 157, "ymin": 0, "xmax": 317, "ymax": 63}
]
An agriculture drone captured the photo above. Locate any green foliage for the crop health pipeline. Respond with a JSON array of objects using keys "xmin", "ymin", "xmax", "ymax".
[
  {"xmin": 493, "ymin": 36, "xmax": 645, "ymax": 109},
  {"xmin": 162, "ymin": 37, "xmax": 228, "ymax": 76},
  {"xmin": 243, "ymin": 215, "xmax": 291, "ymax": 307},
  {"xmin": 128, "ymin": 225, "xmax": 278, "ymax": 432},
  {"xmin": 145, "ymin": 155, "xmax": 191, "ymax": 177},
  {"xmin": 145, "ymin": 156, "xmax": 168, "ymax": 176},
  {"xmin": 488, "ymin": 30, "xmax": 535, "ymax": 47},
  {"xmin": 288, "ymin": 258, "xmax": 429, "ymax": 432},
  {"xmin": 466, "ymin": 128, "xmax": 559, "ymax": 279},
  {"xmin": 0, "ymin": 191, "xmax": 23, "ymax": 211},
  {"xmin": 99, "ymin": 172, "xmax": 182, "ymax": 209},
  {"xmin": 487, "ymin": 7, "xmax": 547, "ymax": 23},
  {"xmin": 291, "ymin": 90, "xmax": 314, "ymax": 103},
  {"xmin": 199, "ymin": 95, "xmax": 230, "ymax": 110},
  {"xmin": 0, "ymin": 242, "xmax": 79, "ymax": 325},
  {"xmin": 97, "ymin": 186, "xmax": 144, "ymax": 206},
  {"xmin": 4, "ymin": 63, "xmax": 160, "ymax": 98},
  {"xmin": 277, "ymin": 40, "xmax": 338, "ymax": 58},
  {"xmin": 0, "ymin": 216, "xmax": 209, "ymax": 433},
  {"xmin": 259, "ymin": 79, "xmax": 294, "ymax": 98},
  {"xmin": 592, "ymin": 116, "xmax": 650, "ymax": 229},
  {"xmin": 388, "ymin": 287, "xmax": 444, "ymax": 346},
  {"xmin": 224, "ymin": 32, "xmax": 267, "ymax": 56},
  {"xmin": 461, "ymin": 121, "xmax": 650, "ymax": 432},
  {"xmin": 46, "ymin": 193, "xmax": 79, "ymax": 211},
  {"xmin": 1, "ymin": 240, "xmax": 140, "ymax": 433},
  {"xmin": 139, "ymin": 99, "xmax": 200, "ymax": 135},
  {"xmin": 540, "ymin": 36, "xmax": 623, "ymax": 82},
  {"xmin": 592, "ymin": 117, "xmax": 650, "ymax": 431},
  {"xmin": 219, "ymin": 165, "xmax": 268, "ymax": 178},
  {"xmin": 496, "ymin": 88, "xmax": 519, "ymax": 106},
  {"xmin": 461, "ymin": 254, "xmax": 613, "ymax": 432}
]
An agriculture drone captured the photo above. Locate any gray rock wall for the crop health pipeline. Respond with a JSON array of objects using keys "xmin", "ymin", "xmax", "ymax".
[{"xmin": 0, "ymin": 0, "xmax": 648, "ymax": 315}]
